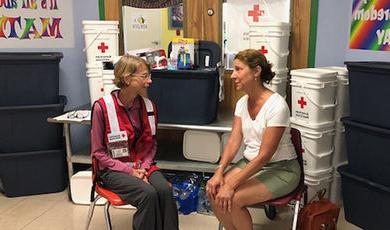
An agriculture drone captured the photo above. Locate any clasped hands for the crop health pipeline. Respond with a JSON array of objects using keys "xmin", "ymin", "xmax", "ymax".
[
  {"xmin": 132, "ymin": 168, "xmax": 149, "ymax": 184},
  {"xmin": 206, "ymin": 175, "xmax": 235, "ymax": 213}
]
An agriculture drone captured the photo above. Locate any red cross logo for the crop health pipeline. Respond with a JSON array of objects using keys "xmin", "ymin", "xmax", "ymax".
[
  {"xmin": 298, "ymin": 97, "xmax": 307, "ymax": 109},
  {"xmin": 259, "ymin": 46, "xmax": 268, "ymax": 54},
  {"xmin": 248, "ymin": 4, "xmax": 264, "ymax": 22},
  {"xmin": 98, "ymin": 42, "xmax": 108, "ymax": 53},
  {"xmin": 121, "ymin": 133, "xmax": 125, "ymax": 138}
]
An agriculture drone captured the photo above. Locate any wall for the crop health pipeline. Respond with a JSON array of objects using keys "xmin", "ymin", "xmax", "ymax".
[
  {"xmin": 1, "ymin": 0, "xmax": 99, "ymax": 151},
  {"xmin": 315, "ymin": 0, "xmax": 390, "ymax": 67},
  {"xmin": 161, "ymin": 8, "xmax": 183, "ymax": 53}
]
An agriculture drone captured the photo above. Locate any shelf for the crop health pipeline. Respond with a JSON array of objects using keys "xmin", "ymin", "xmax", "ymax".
[
  {"xmin": 48, "ymin": 107, "xmax": 233, "ymax": 132},
  {"xmin": 71, "ymin": 149, "xmax": 90, "ymax": 164},
  {"xmin": 156, "ymin": 151, "xmax": 217, "ymax": 173},
  {"xmin": 158, "ymin": 108, "xmax": 233, "ymax": 132}
]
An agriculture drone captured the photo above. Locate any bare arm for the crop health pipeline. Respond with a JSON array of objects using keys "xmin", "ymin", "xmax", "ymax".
[
  {"xmin": 225, "ymin": 126, "xmax": 286, "ymax": 190},
  {"xmin": 214, "ymin": 116, "xmax": 243, "ymax": 176}
]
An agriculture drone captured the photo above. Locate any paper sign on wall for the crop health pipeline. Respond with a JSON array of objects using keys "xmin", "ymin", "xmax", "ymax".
[
  {"xmin": 349, "ymin": 0, "xmax": 390, "ymax": 51},
  {"xmin": 0, "ymin": 0, "xmax": 74, "ymax": 48},
  {"xmin": 223, "ymin": 0, "xmax": 290, "ymax": 53}
]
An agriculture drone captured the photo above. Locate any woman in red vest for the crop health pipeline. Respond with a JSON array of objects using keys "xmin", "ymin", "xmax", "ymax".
[{"xmin": 91, "ymin": 55, "xmax": 178, "ymax": 230}]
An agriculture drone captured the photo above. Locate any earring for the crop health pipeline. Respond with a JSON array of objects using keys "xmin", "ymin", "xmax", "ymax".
[{"xmin": 255, "ymin": 77, "xmax": 258, "ymax": 81}]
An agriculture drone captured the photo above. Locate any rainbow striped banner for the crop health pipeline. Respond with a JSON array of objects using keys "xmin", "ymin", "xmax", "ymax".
[{"xmin": 350, "ymin": 0, "xmax": 390, "ymax": 51}]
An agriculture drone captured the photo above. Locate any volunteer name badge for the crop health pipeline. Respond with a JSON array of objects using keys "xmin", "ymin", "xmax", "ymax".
[{"xmin": 107, "ymin": 131, "xmax": 129, "ymax": 158}]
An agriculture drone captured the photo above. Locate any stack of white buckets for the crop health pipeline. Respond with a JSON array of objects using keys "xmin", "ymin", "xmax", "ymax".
[
  {"xmin": 249, "ymin": 22, "xmax": 290, "ymax": 98},
  {"xmin": 83, "ymin": 20, "xmax": 119, "ymax": 103},
  {"xmin": 290, "ymin": 67, "xmax": 349, "ymax": 204}
]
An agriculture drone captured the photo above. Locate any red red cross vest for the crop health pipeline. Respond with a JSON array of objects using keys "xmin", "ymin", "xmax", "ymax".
[{"xmin": 97, "ymin": 93, "xmax": 158, "ymax": 173}]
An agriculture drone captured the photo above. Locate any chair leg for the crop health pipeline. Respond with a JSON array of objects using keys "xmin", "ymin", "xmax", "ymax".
[
  {"xmin": 104, "ymin": 202, "xmax": 112, "ymax": 230},
  {"xmin": 291, "ymin": 200, "xmax": 300, "ymax": 230},
  {"xmin": 218, "ymin": 222, "xmax": 223, "ymax": 230},
  {"xmin": 85, "ymin": 195, "xmax": 103, "ymax": 230}
]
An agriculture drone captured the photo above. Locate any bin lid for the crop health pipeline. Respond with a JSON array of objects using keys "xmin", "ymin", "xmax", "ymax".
[
  {"xmin": 345, "ymin": 61, "xmax": 390, "ymax": 71},
  {"xmin": 290, "ymin": 68, "xmax": 337, "ymax": 81},
  {"xmin": 249, "ymin": 21, "xmax": 290, "ymax": 28},
  {"xmin": 0, "ymin": 52, "xmax": 63, "ymax": 61},
  {"xmin": 319, "ymin": 66, "xmax": 348, "ymax": 76},
  {"xmin": 82, "ymin": 20, "xmax": 119, "ymax": 25}
]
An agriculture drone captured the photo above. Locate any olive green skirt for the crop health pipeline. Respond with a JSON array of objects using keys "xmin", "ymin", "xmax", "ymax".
[{"xmin": 233, "ymin": 158, "xmax": 301, "ymax": 199}]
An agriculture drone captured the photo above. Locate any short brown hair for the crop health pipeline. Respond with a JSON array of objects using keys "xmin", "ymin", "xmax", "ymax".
[
  {"xmin": 113, "ymin": 55, "xmax": 151, "ymax": 88},
  {"xmin": 234, "ymin": 49, "xmax": 275, "ymax": 84}
]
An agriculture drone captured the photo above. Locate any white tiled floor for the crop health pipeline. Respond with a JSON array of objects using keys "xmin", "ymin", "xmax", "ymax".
[{"xmin": 0, "ymin": 190, "xmax": 362, "ymax": 230}]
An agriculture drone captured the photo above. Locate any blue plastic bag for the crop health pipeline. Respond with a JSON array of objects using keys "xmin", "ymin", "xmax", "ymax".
[{"xmin": 171, "ymin": 173, "xmax": 200, "ymax": 215}]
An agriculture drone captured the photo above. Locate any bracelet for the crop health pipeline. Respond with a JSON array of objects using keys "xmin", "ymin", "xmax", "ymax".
[{"xmin": 216, "ymin": 164, "xmax": 223, "ymax": 169}]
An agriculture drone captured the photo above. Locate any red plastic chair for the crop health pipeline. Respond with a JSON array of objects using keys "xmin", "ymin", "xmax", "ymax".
[
  {"xmin": 85, "ymin": 157, "xmax": 127, "ymax": 230},
  {"xmin": 218, "ymin": 128, "xmax": 307, "ymax": 230}
]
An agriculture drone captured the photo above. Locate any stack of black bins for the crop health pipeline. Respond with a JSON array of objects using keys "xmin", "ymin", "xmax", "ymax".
[
  {"xmin": 0, "ymin": 53, "xmax": 67, "ymax": 197},
  {"xmin": 339, "ymin": 62, "xmax": 390, "ymax": 230}
]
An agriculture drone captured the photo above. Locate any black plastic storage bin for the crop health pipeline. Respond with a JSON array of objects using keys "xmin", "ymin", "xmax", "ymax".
[
  {"xmin": 0, "ymin": 149, "xmax": 67, "ymax": 197},
  {"xmin": 341, "ymin": 117, "xmax": 390, "ymax": 187},
  {"xmin": 148, "ymin": 69, "xmax": 219, "ymax": 124},
  {"xmin": 338, "ymin": 165, "xmax": 390, "ymax": 230},
  {"xmin": 0, "ymin": 52, "xmax": 63, "ymax": 106},
  {"xmin": 345, "ymin": 62, "xmax": 390, "ymax": 129},
  {"xmin": 0, "ymin": 96, "xmax": 66, "ymax": 153}
]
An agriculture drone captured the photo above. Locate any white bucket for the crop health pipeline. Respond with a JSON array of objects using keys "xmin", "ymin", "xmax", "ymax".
[
  {"xmin": 264, "ymin": 68, "xmax": 288, "ymax": 98},
  {"xmin": 332, "ymin": 121, "xmax": 348, "ymax": 166},
  {"xmin": 304, "ymin": 167, "xmax": 333, "ymax": 200},
  {"xmin": 82, "ymin": 20, "xmax": 119, "ymax": 66},
  {"xmin": 330, "ymin": 162, "xmax": 347, "ymax": 206},
  {"xmin": 183, "ymin": 130, "xmax": 221, "ymax": 163},
  {"xmin": 102, "ymin": 69, "xmax": 118, "ymax": 95},
  {"xmin": 86, "ymin": 65, "xmax": 104, "ymax": 103},
  {"xmin": 291, "ymin": 118, "xmax": 335, "ymax": 172},
  {"xmin": 249, "ymin": 22, "xmax": 290, "ymax": 70},
  {"xmin": 221, "ymin": 132, "xmax": 244, "ymax": 163},
  {"xmin": 290, "ymin": 68, "xmax": 338, "ymax": 125},
  {"xmin": 70, "ymin": 171, "xmax": 106, "ymax": 205},
  {"xmin": 320, "ymin": 67, "xmax": 349, "ymax": 121}
]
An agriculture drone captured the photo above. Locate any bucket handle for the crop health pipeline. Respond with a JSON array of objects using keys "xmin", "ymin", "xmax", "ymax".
[
  {"xmin": 300, "ymin": 128, "xmax": 335, "ymax": 139},
  {"xmin": 305, "ymin": 176, "xmax": 333, "ymax": 186},
  {"xmin": 302, "ymin": 141, "xmax": 334, "ymax": 159},
  {"xmin": 83, "ymin": 31, "xmax": 103, "ymax": 53},
  {"xmin": 254, "ymin": 35, "xmax": 290, "ymax": 58},
  {"xmin": 267, "ymin": 77, "xmax": 285, "ymax": 85},
  {"xmin": 291, "ymin": 81, "xmax": 337, "ymax": 109},
  {"xmin": 290, "ymin": 80, "xmax": 338, "ymax": 89}
]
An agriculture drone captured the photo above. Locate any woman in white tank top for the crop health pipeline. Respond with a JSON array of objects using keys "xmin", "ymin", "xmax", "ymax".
[{"xmin": 206, "ymin": 49, "xmax": 300, "ymax": 230}]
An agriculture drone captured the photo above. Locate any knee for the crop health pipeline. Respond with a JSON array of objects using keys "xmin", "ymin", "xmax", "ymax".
[
  {"xmin": 232, "ymin": 196, "xmax": 246, "ymax": 209},
  {"xmin": 156, "ymin": 183, "xmax": 172, "ymax": 197},
  {"xmin": 141, "ymin": 186, "xmax": 158, "ymax": 204}
]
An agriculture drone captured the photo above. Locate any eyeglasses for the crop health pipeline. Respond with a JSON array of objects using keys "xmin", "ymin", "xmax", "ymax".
[
  {"xmin": 67, "ymin": 110, "xmax": 90, "ymax": 119},
  {"xmin": 132, "ymin": 72, "xmax": 152, "ymax": 80}
]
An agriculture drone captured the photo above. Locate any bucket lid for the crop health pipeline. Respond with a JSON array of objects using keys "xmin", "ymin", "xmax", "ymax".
[
  {"xmin": 290, "ymin": 68, "xmax": 337, "ymax": 81},
  {"xmin": 82, "ymin": 20, "xmax": 119, "ymax": 25},
  {"xmin": 249, "ymin": 21, "xmax": 290, "ymax": 28},
  {"xmin": 290, "ymin": 117, "xmax": 335, "ymax": 130},
  {"xmin": 86, "ymin": 63, "xmax": 103, "ymax": 69},
  {"xmin": 319, "ymin": 66, "xmax": 348, "ymax": 76}
]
